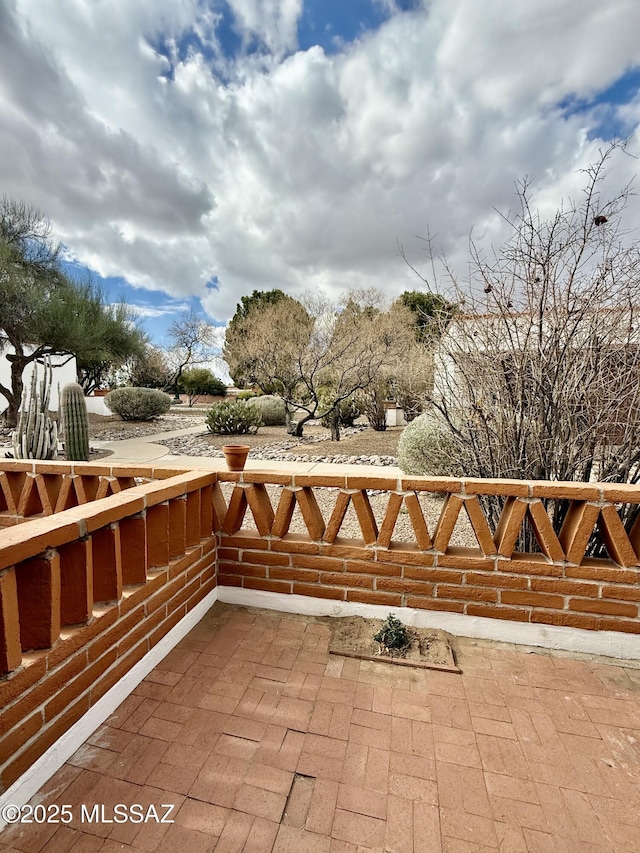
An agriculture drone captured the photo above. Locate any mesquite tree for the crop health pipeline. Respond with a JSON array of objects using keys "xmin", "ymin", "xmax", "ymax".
[
  {"xmin": 224, "ymin": 291, "xmax": 415, "ymax": 438},
  {"xmin": 404, "ymin": 145, "xmax": 640, "ymax": 549}
]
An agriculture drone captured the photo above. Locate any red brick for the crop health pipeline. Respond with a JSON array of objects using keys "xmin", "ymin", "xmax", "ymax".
[
  {"xmin": 0, "ymin": 711, "xmax": 43, "ymax": 764},
  {"xmin": 463, "ymin": 496, "xmax": 497, "ymax": 556},
  {"xmin": 270, "ymin": 567, "xmax": 320, "ymax": 583},
  {"xmin": 438, "ymin": 585, "xmax": 497, "ymax": 602},
  {"xmin": 1, "ymin": 695, "xmax": 90, "ymax": 790},
  {"xmin": 530, "ymin": 482, "xmax": 600, "ymax": 500},
  {"xmin": 565, "ymin": 562, "xmax": 639, "ymax": 583},
  {"xmin": 568, "ymin": 598, "xmax": 637, "ymax": 617},
  {"xmin": 87, "ymin": 607, "xmax": 143, "ymax": 662},
  {"xmin": 493, "ymin": 497, "xmax": 529, "ymax": 557},
  {"xmin": 293, "ymin": 583, "xmax": 344, "ymax": 600},
  {"xmin": 16, "ymin": 550, "xmax": 61, "ymax": 651},
  {"xmin": 377, "ymin": 492, "xmax": 404, "ymax": 549},
  {"xmin": 404, "ymin": 566, "xmax": 461, "ymax": 583},
  {"xmin": 59, "ymin": 539, "xmax": 93, "ymax": 627},
  {"xmin": 218, "ymin": 548, "xmax": 240, "ymax": 561},
  {"xmin": 244, "ymin": 578, "xmax": 292, "ymax": 594},
  {"xmin": 169, "ymin": 496, "xmax": 187, "ymax": 559},
  {"xmin": 376, "ymin": 578, "xmax": 434, "ymax": 595},
  {"xmin": 219, "ymin": 562, "xmax": 266, "ymax": 578},
  {"xmin": 400, "ymin": 476, "xmax": 462, "ymax": 493},
  {"xmin": 597, "ymin": 617, "xmax": 640, "ymax": 634},
  {"xmin": 466, "ymin": 603, "xmax": 530, "ymax": 622},
  {"xmin": 466, "ymin": 572, "xmax": 528, "ymax": 590},
  {"xmin": 530, "ymin": 577, "xmax": 598, "ymax": 596},
  {"xmin": 0, "ymin": 567, "xmax": 22, "ymax": 673},
  {"xmin": 559, "ymin": 501, "xmax": 601, "ymax": 563},
  {"xmin": 292, "ymin": 554, "xmax": 344, "ymax": 572},
  {"xmin": 406, "ymin": 597, "xmax": 464, "ymax": 613},
  {"xmin": 319, "ymin": 572, "xmax": 373, "ymax": 589},
  {"xmin": 271, "ymin": 536, "xmax": 319, "ymax": 555},
  {"xmin": 245, "ymin": 484, "xmax": 275, "ymax": 536},
  {"xmin": 44, "ymin": 648, "xmax": 118, "ymax": 721},
  {"xmin": 506, "ymin": 555, "xmax": 564, "ymax": 577},
  {"xmin": 437, "ymin": 549, "xmax": 494, "ymax": 569},
  {"xmin": 601, "ymin": 584, "xmax": 640, "ymax": 602},
  {"xmin": 500, "ymin": 590, "xmax": 564, "ymax": 609},
  {"xmin": 349, "ymin": 559, "xmax": 401, "ymax": 577},
  {"xmin": 376, "ymin": 548, "xmax": 434, "ymax": 568},
  {"xmin": 147, "ymin": 502, "xmax": 170, "ymax": 568},
  {"xmin": 243, "ymin": 551, "xmax": 289, "ymax": 566},
  {"xmin": 531, "ymin": 611, "xmax": 599, "ymax": 630},
  {"xmin": 321, "ymin": 541, "xmax": 372, "ymax": 560},
  {"xmin": 92, "ymin": 640, "xmax": 151, "ymax": 703},
  {"xmin": 346, "ymin": 590, "xmax": 402, "ymax": 606}
]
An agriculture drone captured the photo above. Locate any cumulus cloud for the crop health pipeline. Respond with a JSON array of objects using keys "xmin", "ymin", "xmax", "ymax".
[{"xmin": 1, "ymin": 0, "xmax": 640, "ymax": 326}]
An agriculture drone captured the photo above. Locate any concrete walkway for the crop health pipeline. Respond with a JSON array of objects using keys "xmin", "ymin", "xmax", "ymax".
[
  {"xmin": 93, "ymin": 426, "xmax": 403, "ymax": 477},
  {"xmin": 3, "ymin": 603, "xmax": 640, "ymax": 852}
]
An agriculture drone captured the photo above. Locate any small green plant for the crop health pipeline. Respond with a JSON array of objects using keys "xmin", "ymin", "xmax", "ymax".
[
  {"xmin": 237, "ymin": 390, "xmax": 260, "ymax": 400},
  {"xmin": 205, "ymin": 400, "xmax": 262, "ymax": 435},
  {"xmin": 104, "ymin": 387, "xmax": 172, "ymax": 420},
  {"xmin": 60, "ymin": 382, "xmax": 89, "ymax": 461},
  {"xmin": 374, "ymin": 614, "xmax": 412, "ymax": 656}
]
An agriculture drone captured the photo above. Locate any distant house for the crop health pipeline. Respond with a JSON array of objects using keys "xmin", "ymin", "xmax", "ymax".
[{"xmin": 431, "ymin": 308, "xmax": 640, "ymax": 443}]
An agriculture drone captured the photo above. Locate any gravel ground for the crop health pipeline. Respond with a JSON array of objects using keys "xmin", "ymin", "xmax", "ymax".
[
  {"xmin": 162, "ymin": 424, "xmax": 400, "ymax": 467},
  {"xmin": 88, "ymin": 412, "xmax": 206, "ymax": 440}
]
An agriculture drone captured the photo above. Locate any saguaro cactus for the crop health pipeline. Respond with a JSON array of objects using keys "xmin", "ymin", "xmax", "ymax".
[
  {"xmin": 11, "ymin": 357, "xmax": 58, "ymax": 459},
  {"xmin": 60, "ymin": 382, "xmax": 90, "ymax": 461}
]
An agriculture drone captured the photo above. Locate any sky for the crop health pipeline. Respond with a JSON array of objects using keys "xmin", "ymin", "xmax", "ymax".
[{"xmin": 1, "ymin": 0, "xmax": 640, "ymax": 352}]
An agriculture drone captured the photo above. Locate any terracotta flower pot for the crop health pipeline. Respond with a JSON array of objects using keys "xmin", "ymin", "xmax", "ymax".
[{"xmin": 222, "ymin": 444, "xmax": 250, "ymax": 471}]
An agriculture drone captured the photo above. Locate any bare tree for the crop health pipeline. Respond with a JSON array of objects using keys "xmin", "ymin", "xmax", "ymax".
[
  {"xmin": 404, "ymin": 144, "xmax": 640, "ymax": 547},
  {"xmin": 164, "ymin": 310, "xmax": 217, "ymax": 401},
  {"xmin": 224, "ymin": 292, "xmax": 415, "ymax": 438}
]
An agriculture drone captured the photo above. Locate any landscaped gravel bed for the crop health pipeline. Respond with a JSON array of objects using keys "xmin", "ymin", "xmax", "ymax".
[
  {"xmin": 161, "ymin": 425, "xmax": 399, "ymax": 467},
  {"xmin": 89, "ymin": 413, "xmax": 206, "ymax": 440}
]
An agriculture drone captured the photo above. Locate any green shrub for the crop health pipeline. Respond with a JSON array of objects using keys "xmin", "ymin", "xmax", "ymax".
[
  {"xmin": 250, "ymin": 394, "xmax": 286, "ymax": 426},
  {"xmin": 237, "ymin": 390, "xmax": 259, "ymax": 400},
  {"xmin": 374, "ymin": 614, "xmax": 411, "ymax": 655},
  {"xmin": 397, "ymin": 413, "xmax": 462, "ymax": 476},
  {"xmin": 105, "ymin": 387, "xmax": 172, "ymax": 421},
  {"xmin": 205, "ymin": 400, "xmax": 262, "ymax": 435},
  {"xmin": 318, "ymin": 390, "xmax": 361, "ymax": 430},
  {"xmin": 208, "ymin": 376, "xmax": 228, "ymax": 396}
]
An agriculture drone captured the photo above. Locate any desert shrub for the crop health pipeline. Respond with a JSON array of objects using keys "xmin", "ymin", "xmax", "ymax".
[
  {"xmin": 360, "ymin": 380, "xmax": 389, "ymax": 431},
  {"xmin": 250, "ymin": 394, "xmax": 286, "ymax": 426},
  {"xmin": 105, "ymin": 387, "xmax": 172, "ymax": 421},
  {"xmin": 374, "ymin": 614, "xmax": 411, "ymax": 655},
  {"xmin": 318, "ymin": 389, "xmax": 361, "ymax": 430},
  {"xmin": 237, "ymin": 390, "xmax": 259, "ymax": 400},
  {"xmin": 397, "ymin": 413, "xmax": 463, "ymax": 476},
  {"xmin": 205, "ymin": 400, "xmax": 262, "ymax": 435}
]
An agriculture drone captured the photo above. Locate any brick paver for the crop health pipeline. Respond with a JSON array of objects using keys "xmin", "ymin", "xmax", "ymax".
[{"xmin": 3, "ymin": 603, "xmax": 640, "ymax": 851}]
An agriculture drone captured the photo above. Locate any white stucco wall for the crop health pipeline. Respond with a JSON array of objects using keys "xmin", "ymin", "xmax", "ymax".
[{"xmin": 0, "ymin": 348, "xmax": 78, "ymax": 414}]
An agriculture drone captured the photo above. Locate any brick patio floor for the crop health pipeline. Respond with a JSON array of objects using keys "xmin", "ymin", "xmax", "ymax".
[{"xmin": 3, "ymin": 603, "xmax": 640, "ymax": 852}]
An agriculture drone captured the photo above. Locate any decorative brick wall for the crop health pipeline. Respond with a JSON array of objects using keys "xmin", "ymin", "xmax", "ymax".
[
  {"xmin": 3, "ymin": 461, "xmax": 640, "ymax": 794},
  {"xmin": 0, "ymin": 466, "xmax": 217, "ymax": 792},
  {"xmin": 0, "ymin": 460, "xmax": 191, "ymax": 527},
  {"xmin": 215, "ymin": 472, "xmax": 640, "ymax": 636}
]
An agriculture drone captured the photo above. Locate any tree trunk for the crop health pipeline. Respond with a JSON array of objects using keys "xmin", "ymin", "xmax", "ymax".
[
  {"xmin": 289, "ymin": 410, "xmax": 315, "ymax": 437},
  {"xmin": 329, "ymin": 412, "xmax": 341, "ymax": 441},
  {"xmin": 3, "ymin": 357, "xmax": 27, "ymax": 428}
]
